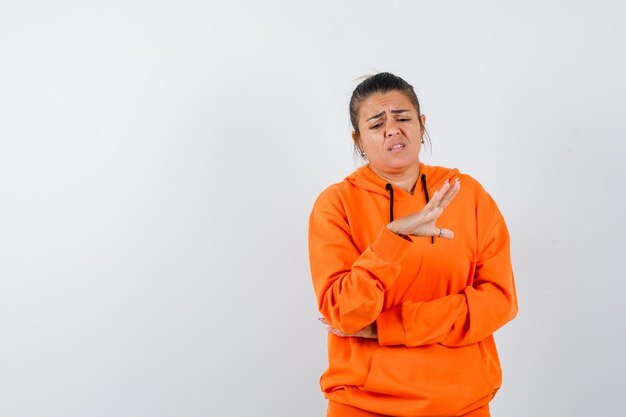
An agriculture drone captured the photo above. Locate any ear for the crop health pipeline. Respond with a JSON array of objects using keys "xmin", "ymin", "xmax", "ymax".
[
  {"xmin": 420, "ymin": 114, "xmax": 427, "ymax": 125},
  {"xmin": 351, "ymin": 131, "xmax": 357, "ymax": 141}
]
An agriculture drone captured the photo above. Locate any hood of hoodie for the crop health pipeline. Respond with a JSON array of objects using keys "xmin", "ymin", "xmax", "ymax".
[{"xmin": 345, "ymin": 162, "xmax": 460, "ymax": 201}]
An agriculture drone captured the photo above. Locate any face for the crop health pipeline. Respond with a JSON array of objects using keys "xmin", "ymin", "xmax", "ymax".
[{"xmin": 353, "ymin": 90, "xmax": 425, "ymax": 175}]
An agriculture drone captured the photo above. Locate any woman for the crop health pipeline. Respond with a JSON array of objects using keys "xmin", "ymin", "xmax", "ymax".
[{"xmin": 308, "ymin": 73, "xmax": 518, "ymax": 417}]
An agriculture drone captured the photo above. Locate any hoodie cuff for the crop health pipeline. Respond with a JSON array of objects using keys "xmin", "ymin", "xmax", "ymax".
[
  {"xmin": 377, "ymin": 306, "xmax": 405, "ymax": 346},
  {"xmin": 370, "ymin": 227, "xmax": 413, "ymax": 263}
]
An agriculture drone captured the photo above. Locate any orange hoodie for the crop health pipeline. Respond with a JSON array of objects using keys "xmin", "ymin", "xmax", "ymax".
[{"xmin": 308, "ymin": 163, "xmax": 518, "ymax": 417}]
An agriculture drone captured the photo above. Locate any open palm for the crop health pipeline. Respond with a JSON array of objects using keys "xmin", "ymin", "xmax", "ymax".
[{"xmin": 387, "ymin": 178, "xmax": 460, "ymax": 239}]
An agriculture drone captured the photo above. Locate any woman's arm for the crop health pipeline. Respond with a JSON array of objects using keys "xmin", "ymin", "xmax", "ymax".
[
  {"xmin": 375, "ymin": 181, "xmax": 518, "ymax": 347},
  {"xmin": 309, "ymin": 180, "xmax": 461, "ymax": 335},
  {"xmin": 309, "ymin": 207, "xmax": 412, "ymax": 334}
]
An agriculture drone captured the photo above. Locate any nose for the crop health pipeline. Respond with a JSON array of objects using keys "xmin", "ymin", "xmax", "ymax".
[{"xmin": 385, "ymin": 121, "xmax": 401, "ymax": 137}]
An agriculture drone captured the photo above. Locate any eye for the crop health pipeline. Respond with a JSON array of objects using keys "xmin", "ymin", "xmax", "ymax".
[
  {"xmin": 370, "ymin": 122, "xmax": 382, "ymax": 129},
  {"xmin": 397, "ymin": 118, "xmax": 411, "ymax": 122}
]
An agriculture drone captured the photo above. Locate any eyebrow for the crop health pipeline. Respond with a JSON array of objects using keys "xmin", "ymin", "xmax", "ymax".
[{"xmin": 366, "ymin": 109, "xmax": 411, "ymax": 122}]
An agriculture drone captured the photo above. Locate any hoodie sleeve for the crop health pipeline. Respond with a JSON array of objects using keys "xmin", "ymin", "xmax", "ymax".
[
  {"xmin": 309, "ymin": 197, "xmax": 414, "ymax": 334},
  {"xmin": 376, "ymin": 183, "xmax": 518, "ymax": 347}
]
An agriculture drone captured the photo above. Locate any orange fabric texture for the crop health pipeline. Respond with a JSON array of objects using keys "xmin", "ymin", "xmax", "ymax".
[
  {"xmin": 309, "ymin": 163, "xmax": 518, "ymax": 417},
  {"xmin": 327, "ymin": 401, "xmax": 490, "ymax": 417}
]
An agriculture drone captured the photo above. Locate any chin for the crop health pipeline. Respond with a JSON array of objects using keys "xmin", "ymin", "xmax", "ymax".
[{"xmin": 387, "ymin": 155, "xmax": 419, "ymax": 169}]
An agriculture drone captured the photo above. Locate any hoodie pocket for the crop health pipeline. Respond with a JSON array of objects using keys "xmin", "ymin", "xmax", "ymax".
[{"xmin": 363, "ymin": 344, "xmax": 495, "ymax": 412}]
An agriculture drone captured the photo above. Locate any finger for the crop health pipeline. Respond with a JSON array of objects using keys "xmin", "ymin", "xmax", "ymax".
[
  {"xmin": 437, "ymin": 180, "xmax": 461, "ymax": 209},
  {"xmin": 318, "ymin": 317, "xmax": 329, "ymax": 325},
  {"xmin": 326, "ymin": 326, "xmax": 349, "ymax": 337},
  {"xmin": 419, "ymin": 206, "xmax": 444, "ymax": 225},
  {"xmin": 425, "ymin": 180, "xmax": 450, "ymax": 208},
  {"xmin": 437, "ymin": 227, "xmax": 455, "ymax": 239}
]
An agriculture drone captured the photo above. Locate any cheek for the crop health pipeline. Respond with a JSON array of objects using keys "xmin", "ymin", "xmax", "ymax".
[
  {"xmin": 405, "ymin": 124, "xmax": 423, "ymax": 136},
  {"xmin": 360, "ymin": 134, "xmax": 383, "ymax": 152}
]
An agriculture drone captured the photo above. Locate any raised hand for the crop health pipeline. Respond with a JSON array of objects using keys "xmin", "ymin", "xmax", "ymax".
[{"xmin": 386, "ymin": 178, "xmax": 460, "ymax": 239}]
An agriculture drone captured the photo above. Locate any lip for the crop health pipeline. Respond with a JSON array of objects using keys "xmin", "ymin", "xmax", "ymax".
[{"xmin": 387, "ymin": 140, "xmax": 407, "ymax": 152}]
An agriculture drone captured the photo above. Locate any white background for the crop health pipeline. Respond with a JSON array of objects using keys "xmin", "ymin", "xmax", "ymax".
[{"xmin": 1, "ymin": 1, "xmax": 624, "ymax": 416}]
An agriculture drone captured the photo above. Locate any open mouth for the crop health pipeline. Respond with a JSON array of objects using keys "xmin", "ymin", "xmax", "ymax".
[{"xmin": 388, "ymin": 143, "xmax": 406, "ymax": 151}]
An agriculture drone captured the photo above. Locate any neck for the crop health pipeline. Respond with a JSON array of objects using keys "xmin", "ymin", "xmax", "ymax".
[{"xmin": 369, "ymin": 163, "xmax": 421, "ymax": 194}]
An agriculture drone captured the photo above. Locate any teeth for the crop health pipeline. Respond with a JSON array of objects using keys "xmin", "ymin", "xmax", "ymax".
[{"xmin": 389, "ymin": 143, "xmax": 405, "ymax": 150}]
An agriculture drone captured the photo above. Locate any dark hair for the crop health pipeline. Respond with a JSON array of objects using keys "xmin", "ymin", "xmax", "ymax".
[{"xmin": 349, "ymin": 72, "xmax": 430, "ymax": 157}]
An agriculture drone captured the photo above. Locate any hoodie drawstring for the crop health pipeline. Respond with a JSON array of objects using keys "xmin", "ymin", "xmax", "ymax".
[
  {"xmin": 386, "ymin": 174, "xmax": 435, "ymax": 244},
  {"xmin": 420, "ymin": 174, "xmax": 434, "ymax": 244},
  {"xmin": 385, "ymin": 183, "xmax": 395, "ymax": 222}
]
